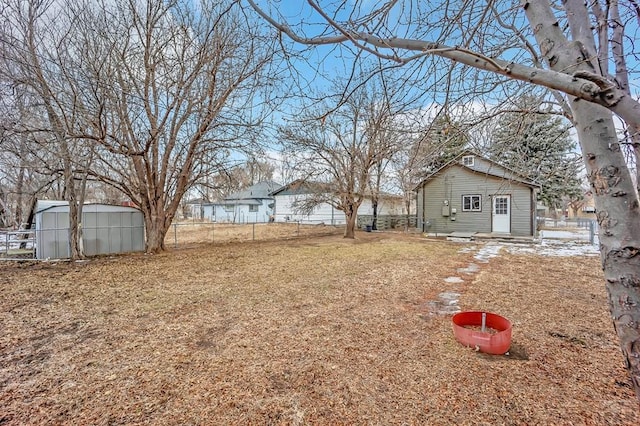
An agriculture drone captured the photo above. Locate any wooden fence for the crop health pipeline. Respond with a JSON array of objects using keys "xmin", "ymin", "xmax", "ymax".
[{"xmin": 357, "ymin": 215, "xmax": 418, "ymax": 231}]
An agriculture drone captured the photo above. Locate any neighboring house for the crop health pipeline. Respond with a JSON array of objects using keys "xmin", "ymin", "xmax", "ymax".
[
  {"xmin": 415, "ymin": 152, "xmax": 540, "ymax": 237},
  {"xmin": 566, "ymin": 190, "xmax": 597, "ymax": 220},
  {"xmin": 181, "ymin": 198, "xmax": 206, "ymax": 220},
  {"xmin": 202, "ymin": 181, "xmax": 280, "ymax": 223},
  {"xmin": 270, "ymin": 179, "xmax": 405, "ymax": 224}
]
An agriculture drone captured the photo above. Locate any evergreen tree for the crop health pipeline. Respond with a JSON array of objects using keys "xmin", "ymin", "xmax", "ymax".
[
  {"xmin": 489, "ymin": 98, "xmax": 582, "ymax": 210},
  {"xmin": 411, "ymin": 112, "xmax": 469, "ymax": 177}
]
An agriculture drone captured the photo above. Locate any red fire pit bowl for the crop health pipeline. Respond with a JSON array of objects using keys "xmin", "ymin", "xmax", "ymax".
[{"xmin": 452, "ymin": 311, "xmax": 512, "ymax": 355}]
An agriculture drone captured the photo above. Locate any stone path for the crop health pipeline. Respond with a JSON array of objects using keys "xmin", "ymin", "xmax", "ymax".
[
  {"xmin": 424, "ymin": 235, "xmax": 599, "ymax": 316},
  {"xmin": 426, "ymin": 243, "xmax": 500, "ymax": 316}
]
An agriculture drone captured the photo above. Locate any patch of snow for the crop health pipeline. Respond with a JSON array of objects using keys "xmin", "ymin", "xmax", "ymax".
[
  {"xmin": 457, "ymin": 263, "xmax": 480, "ymax": 274},
  {"xmin": 469, "ymin": 230, "xmax": 600, "ymax": 259},
  {"xmin": 474, "ymin": 242, "xmax": 503, "ymax": 263},
  {"xmin": 506, "ymin": 240, "xmax": 600, "ymax": 257}
]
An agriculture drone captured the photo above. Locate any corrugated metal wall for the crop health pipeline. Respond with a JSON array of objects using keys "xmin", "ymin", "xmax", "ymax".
[{"xmin": 35, "ymin": 205, "xmax": 145, "ymax": 259}]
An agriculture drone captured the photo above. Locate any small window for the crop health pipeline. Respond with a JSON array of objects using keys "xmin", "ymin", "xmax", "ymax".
[
  {"xmin": 494, "ymin": 197, "xmax": 508, "ymax": 215},
  {"xmin": 462, "ymin": 195, "xmax": 482, "ymax": 212},
  {"xmin": 462, "ymin": 155, "xmax": 475, "ymax": 166},
  {"xmin": 249, "ymin": 204, "xmax": 259, "ymax": 212},
  {"xmin": 224, "ymin": 204, "xmax": 234, "ymax": 212}
]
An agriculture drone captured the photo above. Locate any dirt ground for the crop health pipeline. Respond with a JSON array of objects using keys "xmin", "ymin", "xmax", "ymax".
[{"xmin": 1, "ymin": 232, "xmax": 638, "ymax": 424}]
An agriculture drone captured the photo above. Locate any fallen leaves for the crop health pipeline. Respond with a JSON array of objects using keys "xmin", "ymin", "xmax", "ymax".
[{"xmin": 0, "ymin": 233, "xmax": 638, "ymax": 424}]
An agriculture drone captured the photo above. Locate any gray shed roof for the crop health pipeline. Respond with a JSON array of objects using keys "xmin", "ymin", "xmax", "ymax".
[
  {"xmin": 414, "ymin": 151, "xmax": 541, "ymax": 191},
  {"xmin": 36, "ymin": 202, "xmax": 142, "ymax": 214}
]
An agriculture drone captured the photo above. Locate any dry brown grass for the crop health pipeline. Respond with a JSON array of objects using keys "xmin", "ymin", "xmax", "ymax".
[
  {"xmin": 1, "ymin": 232, "xmax": 638, "ymax": 425},
  {"xmin": 164, "ymin": 222, "xmax": 343, "ymax": 247}
]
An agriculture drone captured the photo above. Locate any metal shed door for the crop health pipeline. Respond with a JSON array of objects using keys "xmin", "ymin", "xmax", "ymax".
[{"xmin": 492, "ymin": 195, "xmax": 511, "ymax": 233}]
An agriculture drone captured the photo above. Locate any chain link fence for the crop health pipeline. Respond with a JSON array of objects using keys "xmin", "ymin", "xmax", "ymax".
[
  {"xmin": 0, "ymin": 229, "xmax": 36, "ymax": 260},
  {"xmin": 1, "ymin": 221, "xmax": 346, "ymax": 260},
  {"xmin": 538, "ymin": 217, "xmax": 598, "ymax": 245},
  {"xmin": 165, "ymin": 221, "xmax": 344, "ymax": 248}
]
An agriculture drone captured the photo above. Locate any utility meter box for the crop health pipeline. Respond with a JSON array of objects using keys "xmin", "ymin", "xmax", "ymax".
[{"xmin": 442, "ymin": 205, "xmax": 450, "ymax": 217}]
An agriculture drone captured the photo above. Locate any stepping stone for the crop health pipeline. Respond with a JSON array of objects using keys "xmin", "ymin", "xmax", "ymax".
[
  {"xmin": 437, "ymin": 305, "xmax": 462, "ymax": 315},
  {"xmin": 458, "ymin": 246, "xmax": 477, "ymax": 253},
  {"xmin": 457, "ymin": 263, "xmax": 480, "ymax": 274},
  {"xmin": 439, "ymin": 291, "xmax": 460, "ymax": 301},
  {"xmin": 444, "ymin": 276, "xmax": 464, "ymax": 283}
]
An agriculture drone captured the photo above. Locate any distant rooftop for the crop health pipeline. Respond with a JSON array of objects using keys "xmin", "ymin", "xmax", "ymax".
[{"xmin": 226, "ymin": 181, "xmax": 282, "ymax": 201}]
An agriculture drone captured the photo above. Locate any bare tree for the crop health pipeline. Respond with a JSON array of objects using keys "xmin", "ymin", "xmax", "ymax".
[
  {"xmin": 83, "ymin": 0, "xmax": 276, "ymax": 252},
  {"xmin": 0, "ymin": 74, "xmax": 67, "ymax": 230},
  {"xmin": 280, "ymin": 77, "xmax": 399, "ymax": 238},
  {"xmin": 247, "ymin": 0, "xmax": 640, "ymax": 399},
  {"xmin": 0, "ymin": 0, "xmax": 98, "ymax": 258},
  {"xmin": 2, "ymin": 0, "xmax": 278, "ymax": 253}
]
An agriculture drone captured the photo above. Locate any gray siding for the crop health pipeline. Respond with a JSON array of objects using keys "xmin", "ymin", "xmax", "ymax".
[
  {"xmin": 417, "ymin": 165, "xmax": 535, "ymax": 236},
  {"xmin": 35, "ymin": 205, "xmax": 145, "ymax": 259}
]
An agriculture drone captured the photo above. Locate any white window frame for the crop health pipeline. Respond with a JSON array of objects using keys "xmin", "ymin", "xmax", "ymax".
[
  {"xmin": 462, "ymin": 155, "xmax": 475, "ymax": 166},
  {"xmin": 249, "ymin": 204, "xmax": 259, "ymax": 212},
  {"xmin": 224, "ymin": 204, "xmax": 235, "ymax": 212},
  {"xmin": 462, "ymin": 194, "xmax": 482, "ymax": 212}
]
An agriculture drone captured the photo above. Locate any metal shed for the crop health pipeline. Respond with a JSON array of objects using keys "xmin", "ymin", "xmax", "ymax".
[{"xmin": 35, "ymin": 203, "xmax": 145, "ymax": 259}]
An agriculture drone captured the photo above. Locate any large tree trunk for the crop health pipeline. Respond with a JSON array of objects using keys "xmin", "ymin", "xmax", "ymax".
[
  {"xmin": 145, "ymin": 219, "xmax": 168, "ymax": 253},
  {"xmin": 344, "ymin": 203, "xmax": 357, "ymax": 239},
  {"xmin": 523, "ymin": 0, "xmax": 640, "ymax": 400},
  {"xmin": 574, "ymin": 102, "xmax": 640, "ymax": 399},
  {"xmin": 142, "ymin": 200, "xmax": 172, "ymax": 253},
  {"xmin": 62, "ymin": 142, "xmax": 85, "ymax": 261}
]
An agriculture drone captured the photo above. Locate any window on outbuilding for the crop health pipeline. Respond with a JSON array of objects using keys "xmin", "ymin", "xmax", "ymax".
[
  {"xmin": 224, "ymin": 204, "xmax": 234, "ymax": 212},
  {"xmin": 462, "ymin": 195, "xmax": 482, "ymax": 212},
  {"xmin": 249, "ymin": 204, "xmax": 259, "ymax": 212},
  {"xmin": 462, "ymin": 155, "xmax": 475, "ymax": 166}
]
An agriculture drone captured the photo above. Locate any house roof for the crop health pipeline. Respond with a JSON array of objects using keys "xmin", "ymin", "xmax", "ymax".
[
  {"xmin": 414, "ymin": 150, "xmax": 541, "ymax": 191},
  {"xmin": 185, "ymin": 197, "xmax": 208, "ymax": 205},
  {"xmin": 271, "ymin": 179, "xmax": 403, "ymax": 200},
  {"xmin": 226, "ymin": 181, "xmax": 281, "ymax": 201},
  {"xmin": 269, "ymin": 179, "xmax": 330, "ymax": 196}
]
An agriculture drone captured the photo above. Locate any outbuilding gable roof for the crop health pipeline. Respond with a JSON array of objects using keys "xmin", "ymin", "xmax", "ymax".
[{"xmin": 414, "ymin": 150, "xmax": 541, "ymax": 191}]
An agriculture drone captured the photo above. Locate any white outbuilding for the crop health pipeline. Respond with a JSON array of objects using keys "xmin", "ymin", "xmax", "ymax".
[{"xmin": 34, "ymin": 201, "xmax": 145, "ymax": 259}]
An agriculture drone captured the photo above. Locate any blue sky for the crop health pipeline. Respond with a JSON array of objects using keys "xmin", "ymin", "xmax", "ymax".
[
  {"xmin": 247, "ymin": 0, "xmax": 640, "ymax": 182},
  {"xmin": 252, "ymin": 0, "xmax": 640, "ymax": 101}
]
